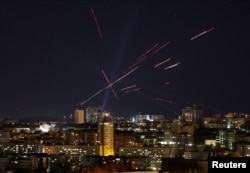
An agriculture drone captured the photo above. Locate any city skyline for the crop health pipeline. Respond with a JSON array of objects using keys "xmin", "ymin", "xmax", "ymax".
[{"xmin": 0, "ymin": 0, "xmax": 250, "ymax": 119}]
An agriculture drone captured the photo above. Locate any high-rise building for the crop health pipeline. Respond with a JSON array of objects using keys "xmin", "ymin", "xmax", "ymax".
[
  {"xmin": 99, "ymin": 112, "xmax": 114, "ymax": 156},
  {"xmin": 85, "ymin": 106, "xmax": 102, "ymax": 124},
  {"xmin": 181, "ymin": 104, "xmax": 204, "ymax": 125},
  {"xmin": 74, "ymin": 109, "xmax": 84, "ymax": 124},
  {"xmin": 85, "ymin": 106, "xmax": 114, "ymax": 156},
  {"xmin": 100, "ymin": 121, "xmax": 114, "ymax": 156}
]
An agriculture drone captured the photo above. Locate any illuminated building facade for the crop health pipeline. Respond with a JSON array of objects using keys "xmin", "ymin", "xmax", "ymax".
[
  {"xmin": 42, "ymin": 144, "xmax": 102, "ymax": 156},
  {"xmin": 74, "ymin": 109, "xmax": 84, "ymax": 124},
  {"xmin": 119, "ymin": 146, "xmax": 175, "ymax": 170},
  {"xmin": 0, "ymin": 143, "xmax": 39, "ymax": 154},
  {"xmin": 100, "ymin": 120, "xmax": 114, "ymax": 156},
  {"xmin": 181, "ymin": 104, "xmax": 204, "ymax": 125},
  {"xmin": 216, "ymin": 129, "xmax": 236, "ymax": 150}
]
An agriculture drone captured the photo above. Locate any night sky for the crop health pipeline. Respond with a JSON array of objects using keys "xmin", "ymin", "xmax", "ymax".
[{"xmin": 0, "ymin": 0, "xmax": 250, "ymax": 119}]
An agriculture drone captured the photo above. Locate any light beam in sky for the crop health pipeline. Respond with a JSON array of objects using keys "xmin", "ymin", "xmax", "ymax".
[
  {"xmin": 120, "ymin": 84, "xmax": 140, "ymax": 93},
  {"xmin": 102, "ymin": 70, "xmax": 119, "ymax": 100},
  {"xmin": 155, "ymin": 97, "xmax": 176, "ymax": 104},
  {"xmin": 111, "ymin": 66, "xmax": 138, "ymax": 86},
  {"xmin": 91, "ymin": 8, "xmax": 103, "ymax": 39},
  {"xmin": 124, "ymin": 87, "xmax": 140, "ymax": 93},
  {"xmin": 121, "ymin": 85, "xmax": 137, "ymax": 91},
  {"xmin": 164, "ymin": 62, "xmax": 180, "ymax": 70},
  {"xmin": 124, "ymin": 43, "xmax": 160, "ymax": 73},
  {"xmin": 190, "ymin": 27, "xmax": 215, "ymax": 40},
  {"xmin": 136, "ymin": 43, "xmax": 159, "ymax": 61},
  {"xmin": 151, "ymin": 41, "xmax": 170, "ymax": 55},
  {"xmin": 80, "ymin": 66, "xmax": 138, "ymax": 105},
  {"xmin": 125, "ymin": 41, "xmax": 170, "ymax": 73},
  {"xmin": 126, "ymin": 55, "xmax": 148, "ymax": 72},
  {"xmin": 154, "ymin": 57, "xmax": 171, "ymax": 68}
]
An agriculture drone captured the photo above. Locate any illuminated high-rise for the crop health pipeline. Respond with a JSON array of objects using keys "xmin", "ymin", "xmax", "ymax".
[
  {"xmin": 84, "ymin": 106, "xmax": 114, "ymax": 156},
  {"xmin": 99, "ymin": 112, "xmax": 114, "ymax": 156},
  {"xmin": 74, "ymin": 109, "xmax": 84, "ymax": 124},
  {"xmin": 181, "ymin": 104, "xmax": 203, "ymax": 125}
]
